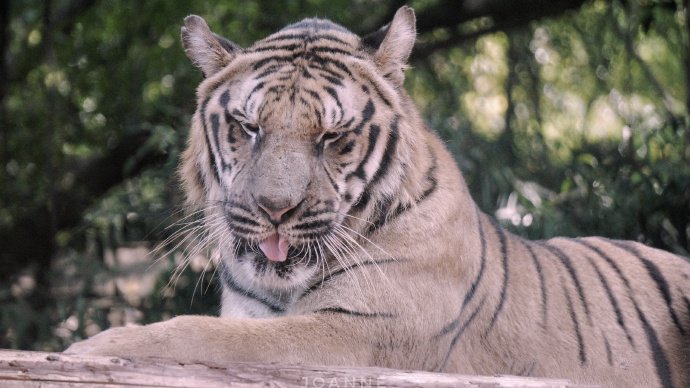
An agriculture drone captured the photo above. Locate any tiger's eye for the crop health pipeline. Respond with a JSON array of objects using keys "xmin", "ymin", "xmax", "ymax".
[
  {"xmin": 321, "ymin": 131, "xmax": 343, "ymax": 145},
  {"xmin": 241, "ymin": 123, "xmax": 260, "ymax": 137}
]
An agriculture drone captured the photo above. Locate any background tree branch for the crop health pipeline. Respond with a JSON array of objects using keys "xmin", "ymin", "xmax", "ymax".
[{"xmin": 410, "ymin": 0, "xmax": 588, "ymax": 56}]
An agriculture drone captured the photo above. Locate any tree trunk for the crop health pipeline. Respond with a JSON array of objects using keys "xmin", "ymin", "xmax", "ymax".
[{"xmin": 0, "ymin": 350, "xmax": 592, "ymax": 387}]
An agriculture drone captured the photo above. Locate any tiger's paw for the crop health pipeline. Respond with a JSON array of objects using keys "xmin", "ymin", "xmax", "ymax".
[{"xmin": 64, "ymin": 324, "xmax": 159, "ymax": 358}]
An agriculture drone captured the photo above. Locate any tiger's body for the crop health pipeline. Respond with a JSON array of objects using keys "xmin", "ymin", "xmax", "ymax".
[{"xmin": 66, "ymin": 7, "xmax": 690, "ymax": 387}]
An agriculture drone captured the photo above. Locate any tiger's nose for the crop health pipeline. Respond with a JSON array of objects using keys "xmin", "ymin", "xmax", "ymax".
[{"xmin": 256, "ymin": 196, "xmax": 300, "ymax": 225}]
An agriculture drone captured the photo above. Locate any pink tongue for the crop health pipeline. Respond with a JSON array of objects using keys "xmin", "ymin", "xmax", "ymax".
[{"xmin": 259, "ymin": 233, "xmax": 289, "ymax": 262}]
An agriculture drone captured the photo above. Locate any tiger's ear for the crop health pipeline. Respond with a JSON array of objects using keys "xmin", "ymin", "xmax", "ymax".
[
  {"xmin": 364, "ymin": 6, "xmax": 416, "ymax": 86},
  {"xmin": 181, "ymin": 15, "xmax": 240, "ymax": 77}
]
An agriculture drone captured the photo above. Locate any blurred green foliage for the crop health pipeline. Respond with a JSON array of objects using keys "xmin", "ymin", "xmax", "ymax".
[{"xmin": 0, "ymin": 0, "xmax": 688, "ymax": 351}]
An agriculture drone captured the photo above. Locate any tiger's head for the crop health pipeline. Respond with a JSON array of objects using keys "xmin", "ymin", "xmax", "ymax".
[{"xmin": 180, "ymin": 7, "xmax": 422, "ymax": 290}]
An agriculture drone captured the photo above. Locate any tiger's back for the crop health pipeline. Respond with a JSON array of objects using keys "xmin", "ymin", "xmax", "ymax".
[
  {"xmin": 436, "ymin": 209, "xmax": 690, "ymax": 386},
  {"xmin": 67, "ymin": 6, "xmax": 690, "ymax": 388}
]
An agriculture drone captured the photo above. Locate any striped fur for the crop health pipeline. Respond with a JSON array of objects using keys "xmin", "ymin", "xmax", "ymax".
[{"xmin": 66, "ymin": 7, "xmax": 690, "ymax": 387}]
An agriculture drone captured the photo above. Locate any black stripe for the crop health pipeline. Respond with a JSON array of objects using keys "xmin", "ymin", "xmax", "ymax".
[
  {"xmin": 461, "ymin": 208, "xmax": 487, "ymax": 311},
  {"xmin": 230, "ymin": 108, "xmax": 248, "ymax": 121},
  {"xmin": 585, "ymin": 254, "xmax": 635, "ymax": 347},
  {"xmin": 249, "ymin": 43, "xmax": 302, "ymax": 53},
  {"xmin": 259, "ymin": 33, "xmax": 349, "ymax": 45},
  {"xmin": 634, "ymin": 304, "xmax": 674, "ymax": 388},
  {"xmin": 219, "ymin": 89, "xmax": 230, "ymax": 106},
  {"xmin": 368, "ymin": 118, "xmax": 399, "ymax": 188},
  {"xmin": 295, "ymin": 53, "xmax": 355, "ymax": 79},
  {"xmin": 360, "ymin": 100, "xmax": 375, "ymax": 125},
  {"xmin": 312, "ymin": 63, "xmax": 348, "ymax": 81},
  {"xmin": 357, "ymin": 73, "xmax": 392, "ymax": 107},
  {"xmin": 224, "ymin": 223, "xmax": 261, "ymax": 238},
  {"xmin": 541, "ymin": 242, "xmax": 593, "ymax": 326},
  {"xmin": 314, "ymin": 56, "xmax": 354, "ymax": 78},
  {"xmin": 313, "ymin": 106, "xmax": 323, "ymax": 127},
  {"xmin": 350, "ymin": 109, "xmax": 374, "ymax": 136},
  {"xmin": 307, "ymin": 44, "xmax": 353, "ymax": 53},
  {"xmin": 301, "ymin": 208, "xmax": 334, "ymax": 218},
  {"xmin": 315, "ymin": 307, "xmax": 394, "ymax": 318},
  {"xmin": 438, "ymin": 295, "xmax": 486, "ymax": 372},
  {"xmin": 292, "ymin": 219, "xmax": 332, "ymax": 230},
  {"xmin": 226, "ymin": 212, "xmax": 261, "ymax": 227},
  {"xmin": 435, "ymin": 316, "xmax": 460, "ymax": 338},
  {"xmin": 610, "ymin": 240, "xmax": 686, "ymax": 335},
  {"xmin": 209, "ymin": 113, "xmax": 222, "ymax": 148},
  {"xmin": 219, "ymin": 263, "xmax": 285, "ymax": 313},
  {"xmin": 575, "ymin": 238, "xmax": 632, "ymax": 289},
  {"xmin": 225, "ymin": 114, "xmax": 237, "ymax": 144},
  {"xmin": 209, "ymin": 113, "xmax": 229, "ymax": 172},
  {"xmin": 323, "ymin": 86, "xmax": 343, "ymax": 121},
  {"xmin": 210, "ymin": 113, "xmax": 221, "ymax": 146},
  {"xmin": 522, "ymin": 240, "xmax": 548, "ymax": 328},
  {"xmin": 303, "ymin": 88, "xmax": 322, "ymax": 102},
  {"xmin": 301, "ymin": 67, "xmax": 313, "ymax": 79},
  {"xmin": 348, "ymin": 123, "xmax": 380, "ymax": 181},
  {"xmin": 200, "ymin": 98, "xmax": 221, "ymax": 183},
  {"xmin": 323, "ymin": 164, "xmax": 341, "ymax": 193},
  {"xmin": 245, "ymin": 81, "xmax": 266, "ymax": 108},
  {"xmin": 603, "ymin": 334, "xmax": 613, "ymax": 366},
  {"xmin": 484, "ymin": 218, "xmax": 509, "ymax": 336},
  {"xmin": 251, "ymin": 55, "xmax": 293, "ymax": 71},
  {"xmin": 563, "ymin": 282, "xmax": 587, "ymax": 365},
  {"xmin": 580, "ymin": 238, "xmax": 674, "ymax": 387},
  {"xmin": 322, "ymin": 74, "xmax": 343, "ymax": 86},
  {"xmin": 309, "ymin": 46, "xmax": 355, "ymax": 56}
]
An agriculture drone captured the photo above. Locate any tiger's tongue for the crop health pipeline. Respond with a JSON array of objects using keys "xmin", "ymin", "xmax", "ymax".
[{"xmin": 259, "ymin": 233, "xmax": 289, "ymax": 262}]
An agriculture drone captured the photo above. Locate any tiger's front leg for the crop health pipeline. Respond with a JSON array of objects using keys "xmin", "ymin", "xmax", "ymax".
[{"xmin": 65, "ymin": 314, "xmax": 376, "ymax": 366}]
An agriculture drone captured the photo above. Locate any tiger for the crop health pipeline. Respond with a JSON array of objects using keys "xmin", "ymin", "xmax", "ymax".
[{"xmin": 66, "ymin": 6, "xmax": 690, "ymax": 387}]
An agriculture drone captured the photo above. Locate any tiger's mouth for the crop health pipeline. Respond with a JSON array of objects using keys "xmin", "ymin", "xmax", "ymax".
[
  {"xmin": 235, "ymin": 237, "xmax": 319, "ymax": 267},
  {"xmin": 223, "ymin": 205, "xmax": 334, "ymax": 268}
]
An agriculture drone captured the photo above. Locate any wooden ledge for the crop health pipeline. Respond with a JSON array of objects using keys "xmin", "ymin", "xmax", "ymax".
[{"xmin": 0, "ymin": 350, "xmax": 594, "ymax": 387}]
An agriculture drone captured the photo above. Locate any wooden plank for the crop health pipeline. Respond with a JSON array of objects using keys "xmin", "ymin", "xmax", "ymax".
[{"xmin": 0, "ymin": 350, "xmax": 596, "ymax": 387}]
